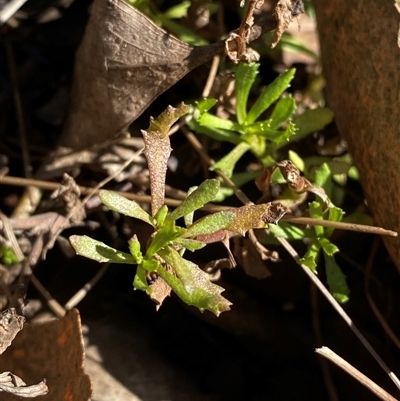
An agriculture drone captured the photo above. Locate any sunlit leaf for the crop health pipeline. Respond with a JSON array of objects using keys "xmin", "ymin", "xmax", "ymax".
[
  {"xmin": 299, "ymin": 239, "xmax": 320, "ymax": 272},
  {"xmin": 146, "ymin": 220, "xmax": 183, "ymax": 257},
  {"xmin": 210, "ymin": 142, "xmax": 251, "ymax": 178},
  {"xmin": 195, "ymin": 98, "xmax": 218, "ymax": 114},
  {"xmin": 142, "ymin": 103, "xmax": 190, "ymax": 215},
  {"xmin": 69, "ymin": 235, "xmax": 136, "ymax": 264},
  {"xmin": 133, "ymin": 265, "xmax": 149, "ymax": 291},
  {"xmin": 168, "ymin": 179, "xmax": 220, "ymax": 221},
  {"xmin": 309, "ymin": 201, "xmax": 324, "ymax": 237},
  {"xmin": 269, "ymin": 95, "xmax": 297, "ymax": 130},
  {"xmin": 174, "ymin": 238, "xmax": 206, "ymax": 251},
  {"xmin": 319, "ymin": 237, "xmax": 339, "ymax": 256},
  {"xmin": 183, "ymin": 210, "xmax": 236, "ymax": 237},
  {"xmin": 246, "ymin": 68, "xmax": 295, "ymax": 125},
  {"xmin": 226, "ymin": 203, "xmax": 285, "ymax": 236},
  {"xmin": 163, "ymin": 1, "xmax": 190, "ymax": 19},
  {"xmin": 314, "ymin": 163, "xmax": 332, "ymax": 199},
  {"xmin": 158, "ymin": 247, "xmax": 232, "ymax": 315},
  {"xmin": 268, "ymin": 222, "xmax": 311, "ymax": 241},
  {"xmin": 235, "ymin": 62, "xmax": 259, "ymax": 125},
  {"xmin": 99, "ymin": 190, "xmax": 154, "ymax": 227},
  {"xmin": 128, "ymin": 235, "xmax": 143, "ymax": 264},
  {"xmin": 199, "ymin": 113, "xmax": 243, "ymax": 132}
]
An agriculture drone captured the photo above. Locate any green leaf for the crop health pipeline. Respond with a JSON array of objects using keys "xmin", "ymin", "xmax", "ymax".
[
  {"xmin": 99, "ymin": 190, "xmax": 154, "ymax": 227},
  {"xmin": 195, "ymin": 98, "xmax": 218, "ymax": 114},
  {"xmin": 146, "ymin": 221, "xmax": 183, "ymax": 257},
  {"xmin": 268, "ymin": 222, "xmax": 310, "ymax": 241},
  {"xmin": 299, "ymin": 239, "xmax": 321, "ymax": 272},
  {"xmin": 314, "ymin": 163, "xmax": 332, "ymax": 199},
  {"xmin": 309, "ymin": 201, "xmax": 324, "ymax": 237},
  {"xmin": 69, "ymin": 235, "xmax": 136, "ymax": 264},
  {"xmin": 288, "ymin": 150, "xmax": 305, "ymax": 172},
  {"xmin": 325, "ymin": 206, "xmax": 345, "ymax": 237},
  {"xmin": 183, "ymin": 186, "xmax": 197, "ymax": 227},
  {"xmin": 142, "ymin": 258, "xmax": 160, "ymax": 272},
  {"xmin": 319, "ymin": 237, "xmax": 339, "ymax": 256},
  {"xmin": 155, "ymin": 205, "xmax": 168, "ymax": 226},
  {"xmin": 128, "ymin": 235, "xmax": 143, "ymax": 264},
  {"xmin": 245, "ymin": 120, "xmax": 296, "ymax": 144},
  {"xmin": 174, "ymin": 238, "xmax": 206, "ymax": 251},
  {"xmin": 269, "ymin": 95, "xmax": 297, "ymax": 130},
  {"xmin": 160, "ymin": 18, "xmax": 208, "ymax": 46},
  {"xmin": 235, "ymin": 62, "xmax": 259, "ymax": 125},
  {"xmin": 158, "ymin": 247, "xmax": 232, "ymax": 315},
  {"xmin": 183, "ymin": 211, "xmax": 236, "ymax": 237},
  {"xmin": 133, "ymin": 265, "xmax": 149, "ymax": 291},
  {"xmin": 199, "ymin": 113, "xmax": 243, "ymax": 133},
  {"xmin": 163, "ymin": 1, "xmax": 190, "ymax": 19},
  {"xmin": 188, "ymin": 118, "xmax": 241, "ymax": 144},
  {"xmin": 246, "ymin": 68, "xmax": 295, "ymax": 125},
  {"xmin": 291, "ymin": 107, "xmax": 334, "ymax": 141},
  {"xmin": 168, "ymin": 179, "xmax": 220, "ymax": 222},
  {"xmin": 324, "ymin": 254, "xmax": 350, "ymax": 303},
  {"xmin": 210, "ymin": 142, "xmax": 251, "ymax": 178}
]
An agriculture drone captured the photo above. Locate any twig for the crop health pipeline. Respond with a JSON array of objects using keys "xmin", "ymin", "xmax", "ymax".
[
  {"xmin": 315, "ymin": 347, "xmax": 399, "ymax": 401},
  {"xmin": 282, "ymin": 215, "xmax": 398, "ymax": 237},
  {"xmin": 277, "ymin": 236, "xmax": 400, "ymax": 391},
  {"xmin": 365, "ymin": 238, "xmax": 400, "ymax": 351},
  {"xmin": 202, "ymin": 55, "xmax": 221, "ymax": 98},
  {"xmin": 64, "ymin": 263, "xmax": 109, "ymax": 310},
  {"xmin": 310, "ymin": 285, "xmax": 340, "ymax": 401}
]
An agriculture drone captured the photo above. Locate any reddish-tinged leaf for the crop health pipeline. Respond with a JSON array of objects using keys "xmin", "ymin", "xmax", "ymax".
[{"xmin": 142, "ymin": 103, "xmax": 190, "ymax": 215}]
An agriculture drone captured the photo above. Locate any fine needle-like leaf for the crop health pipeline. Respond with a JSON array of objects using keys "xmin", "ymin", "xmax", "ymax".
[
  {"xmin": 235, "ymin": 62, "xmax": 259, "ymax": 125},
  {"xmin": 246, "ymin": 68, "xmax": 295, "ymax": 125}
]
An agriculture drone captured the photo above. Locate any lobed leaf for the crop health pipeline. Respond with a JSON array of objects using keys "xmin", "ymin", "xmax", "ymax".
[
  {"xmin": 142, "ymin": 103, "xmax": 190, "ymax": 216},
  {"xmin": 158, "ymin": 247, "xmax": 232, "ymax": 315},
  {"xmin": 299, "ymin": 239, "xmax": 320, "ymax": 272},
  {"xmin": 324, "ymin": 254, "xmax": 350, "ymax": 303}
]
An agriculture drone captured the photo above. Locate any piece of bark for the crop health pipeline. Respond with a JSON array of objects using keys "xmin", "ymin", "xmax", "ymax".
[{"xmin": 313, "ymin": 0, "xmax": 400, "ymax": 272}]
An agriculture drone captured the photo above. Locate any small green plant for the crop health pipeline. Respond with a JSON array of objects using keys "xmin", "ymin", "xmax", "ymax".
[
  {"xmin": 69, "ymin": 103, "xmax": 286, "ymax": 315},
  {"xmin": 189, "ymin": 62, "xmax": 333, "ymax": 178},
  {"xmin": 188, "ymin": 62, "xmax": 356, "ymax": 303}
]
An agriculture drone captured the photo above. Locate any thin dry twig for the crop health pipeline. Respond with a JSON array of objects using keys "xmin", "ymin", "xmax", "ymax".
[
  {"xmin": 278, "ymin": 236, "xmax": 400, "ymax": 391},
  {"xmin": 315, "ymin": 347, "xmax": 399, "ymax": 401},
  {"xmin": 365, "ymin": 238, "xmax": 400, "ymax": 351},
  {"xmin": 310, "ymin": 285, "xmax": 340, "ymax": 401}
]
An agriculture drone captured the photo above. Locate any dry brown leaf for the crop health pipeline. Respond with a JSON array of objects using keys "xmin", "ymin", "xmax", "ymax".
[{"xmin": 0, "ymin": 309, "xmax": 92, "ymax": 401}]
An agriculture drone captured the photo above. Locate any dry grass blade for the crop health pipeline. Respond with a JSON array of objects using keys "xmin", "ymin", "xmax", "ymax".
[{"xmin": 316, "ymin": 347, "xmax": 400, "ymax": 401}]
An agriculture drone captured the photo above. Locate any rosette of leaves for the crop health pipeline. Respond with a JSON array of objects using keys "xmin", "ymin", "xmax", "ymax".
[
  {"xmin": 70, "ymin": 103, "xmax": 286, "ymax": 315},
  {"xmin": 189, "ymin": 62, "xmax": 333, "ymax": 179}
]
